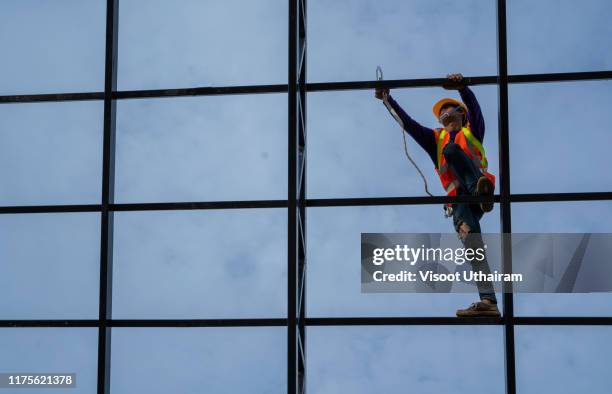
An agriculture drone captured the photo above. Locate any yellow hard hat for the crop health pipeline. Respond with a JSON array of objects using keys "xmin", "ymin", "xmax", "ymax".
[{"xmin": 432, "ymin": 97, "xmax": 468, "ymax": 118}]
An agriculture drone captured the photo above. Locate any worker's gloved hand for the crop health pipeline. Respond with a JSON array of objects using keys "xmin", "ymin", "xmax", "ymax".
[
  {"xmin": 375, "ymin": 87, "xmax": 390, "ymax": 100},
  {"xmin": 443, "ymin": 73, "xmax": 465, "ymax": 90}
]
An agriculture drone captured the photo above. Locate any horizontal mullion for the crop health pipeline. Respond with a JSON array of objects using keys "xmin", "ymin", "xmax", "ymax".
[
  {"xmin": 307, "ymin": 70, "xmax": 612, "ymax": 92},
  {"xmin": 308, "ymin": 70, "xmax": 612, "ymax": 92},
  {"xmin": 3, "ymin": 191, "xmax": 612, "ymax": 214},
  {"xmin": 511, "ymin": 192, "xmax": 612, "ymax": 203},
  {"xmin": 3, "ymin": 316, "xmax": 612, "ymax": 327},
  {"xmin": 0, "ymin": 320, "xmax": 99, "ymax": 328},
  {"xmin": 306, "ymin": 317, "xmax": 502, "ymax": 325},
  {"xmin": 308, "ymin": 192, "xmax": 612, "ymax": 207},
  {"xmin": 0, "ymin": 200, "xmax": 287, "ymax": 214},
  {"xmin": 2, "ymin": 70, "xmax": 610, "ymax": 104},
  {"xmin": 307, "ymin": 316, "xmax": 612, "ymax": 326},
  {"xmin": 307, "ymin": 76, "xmax": 497, "ymax": 92},
  {"xmin": 0, "ymin": 85, "xmax": 288, "ymax": 104},
  {"xmin": 109, "ymin": 318, "xmax": 287, "ymax": 327},
  {"xmin": 509, "ymin": 70, "xmax": 612, "ymax": 84},
  {"xmin": 0, "ymin": 319, "xmax": 287, "ymax": 328},
  {"xmin": 307, "ymin": 195, "xmax": 500, "ymax": 207},
  {"xmin": 0, "ymin": 92, "xmax": 103, "ymax": 104},
  {"xmin": 513, "ymin": 317, "xmax": 612, "ymax": 325},
  {"xmin": 111, "ymin": 200, "xmax": 287, "ymax": 211},
  {"xmin": 114, "ymin": 84, "xmax": 288, "ymax": 100},
  {"xmin": 0, "ymin": 204, "xmax": 101, "ymax": 214}
]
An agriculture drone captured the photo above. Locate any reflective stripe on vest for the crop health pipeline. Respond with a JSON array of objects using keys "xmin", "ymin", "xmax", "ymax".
[
  {"xmin": 436, "ymin": 127, "xmax": 488, "ymax": 172},
  {"xmin": 462, "ymin": 128, "xmax": 488, "ymax": 171},
  {"xmin": 462, "ymin": 137, "xmax": 485, "ymax": 173},
  {"xmin": 445, "ymin": 179, "xmax": 460, "ymax": 193}
]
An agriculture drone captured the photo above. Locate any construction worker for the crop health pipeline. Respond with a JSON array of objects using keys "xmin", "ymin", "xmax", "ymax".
[{"xmin": 375, "ymin": 73, "xmax": 500, "ymax": 317}]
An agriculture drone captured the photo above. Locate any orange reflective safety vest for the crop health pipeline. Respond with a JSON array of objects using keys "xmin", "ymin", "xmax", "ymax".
[{"xmin": 433, "ymin": 126, "xmax": 496, "ymax": 197}]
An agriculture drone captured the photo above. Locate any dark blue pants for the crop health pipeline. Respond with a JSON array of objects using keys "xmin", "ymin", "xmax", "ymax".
[{"xmin": 443, "ymin": 142, "xmax": 497, "ymax": 304}]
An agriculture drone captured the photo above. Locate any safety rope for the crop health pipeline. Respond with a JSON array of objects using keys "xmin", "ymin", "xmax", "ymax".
[{"xmin": 377, "ymin": 66, "xmax": 434, "ymax": 197}]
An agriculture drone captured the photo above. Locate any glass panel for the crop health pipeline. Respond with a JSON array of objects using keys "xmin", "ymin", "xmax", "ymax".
[
  {"xmin": 118, "ymin": 0, "xmax": 287, "ymax": 89},
  {"xmin": 110, "ymin": 327, "xmax": 286, "ymax": 394},
  {"xmin": 115, "ymin": 94, "xmax": 287, "ymax": 203},
  {"xmin": 508, "ymin": 0, "xmax": 612, "ymax": 74},
  {"xmin": 0, "ymin": 102, "xmax": 103, "ymax": 206},
  {"xmin": 0, "ymin": 1, "xmax": 105, "ymax": 95},
  {"xmin": 512, "ymin": 201, "xmax": 612, "ymax": 316},
  {"xmin": 0, "ymin": 328, "xmax": 98, "ymax": 394},
  {"xmin": 112, "ymin": 209, "xmax": 286, "ymax": 319},
  {"xmin": 307, "ymin": 205, "xmax": 502, "ymax": 317},
  {"xmin": 308, "ymin": 326, "xmax": 504, "ymax": 394},
  {"xmin": 308, "ymin": 0, "xmax": 497, "ymax": 82},
  {"xmin": 307, "ymin": 86, "xmax": 499, "ymax": 198},
  {"xmin": 0, "ymin": 213, "xmax": 100, "ymax": 319},
  {"xmin": 516, "ymin": 326, "xmax": 612, "ymax": 394},
  {"xmin": 509, "ymin": 81, "xmax": 612, "ymax": 194}
]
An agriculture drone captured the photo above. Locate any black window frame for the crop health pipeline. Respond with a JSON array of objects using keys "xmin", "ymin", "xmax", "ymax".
[{"xmin": 1, "ymin": 1, "xmax": 612, "ymax": 394}]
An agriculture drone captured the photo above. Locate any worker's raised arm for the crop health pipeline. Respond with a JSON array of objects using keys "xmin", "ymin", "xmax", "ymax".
[
  {"xmin": 444, "ymin": 84, "xmax": 485, "ymax": 142},
  {"xmin": 458, "ymin": 86, "xmax": 485, "ymax": 142},
  {"xmin": 375, "ymin": 88, "xmax": 437, "ymax": 165},
  {"xmin": 443, "ymin": 74, "xmax": 485, "ymax": 142}
]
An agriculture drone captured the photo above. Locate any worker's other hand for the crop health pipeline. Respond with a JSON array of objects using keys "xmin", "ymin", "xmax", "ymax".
[
  {"xmin": 443, "ymin": 73, "xmax": 465, "ymax": 90},
  {"xmin": 375, "ymin": 87, "xmax": 390, "ymax": 100}
]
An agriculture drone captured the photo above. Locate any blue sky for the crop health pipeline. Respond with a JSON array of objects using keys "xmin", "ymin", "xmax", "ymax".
[{"xmin": 1, "ymin": 0, "xmax": 612, "ymax": 393}]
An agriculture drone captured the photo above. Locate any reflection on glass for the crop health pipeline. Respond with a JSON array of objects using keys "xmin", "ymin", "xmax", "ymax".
[
  {"xmin": 509, "ymin": 81, "xmax": 612, "ymax": 194},
  {"xmin": 0, "ymin": 213, "xmax": 100, "ymax": 319},
  {"xmin": 0, "ymin": 1, "xmax": 105, "ymax": 95},
  {"xmin": 118, "ymin": 0, "xmax": 287, "ymax": 89},
  {"xmin": 111, "ymin": 327, "xmax": 286, "ymax": 394},
  {"xmin": 0, "ymin": 328, "xmax": 98, "ymax": 394},
  {"xmin": 115, "ymin": 94, "xmax": 287, "ymax": 203},
  {"xmin": 112, "ymin": 209, "xmax": 286, "ymax": 319},
  {"xmin": 0, "ymin": 102, "xmax": 103, "ymax": 206},
  {"xmin": 308, "ymin": 0, "xmax": 496, "ymax": 82},
  {"xmin": 516, "ymin": 326, "xmax": 612, "ymax": 394},
  {"xmin": 308, "ymin": 326, "xmax": 504, "ymax": 394},
  {"xmin": 508, "ymin": 0, "xmax": 612, "ymax": 74}
]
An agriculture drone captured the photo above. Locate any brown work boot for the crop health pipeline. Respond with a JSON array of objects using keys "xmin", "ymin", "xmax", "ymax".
[
  {"xmin": 456, "ymin": 299, "xmax": 500, "ymax": 317},
  {"xmin": 475, "ymin": 176, "xmax": 494, "ymax": 213}
]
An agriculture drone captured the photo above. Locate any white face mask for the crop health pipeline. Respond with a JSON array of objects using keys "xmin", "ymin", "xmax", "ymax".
[{"xmin": 439, "ymin": 106, "xmax": 465, "ymax": 125}]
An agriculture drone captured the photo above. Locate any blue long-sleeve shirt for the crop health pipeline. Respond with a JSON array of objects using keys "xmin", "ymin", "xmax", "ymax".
[{"xmin": 384, "ymin": 86, "xmax": 485, "ymax": 166}]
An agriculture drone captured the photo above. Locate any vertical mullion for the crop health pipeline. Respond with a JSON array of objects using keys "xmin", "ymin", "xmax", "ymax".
[
  {"xmin": 98, "ymin": 1, "xmax": 118, "ymax": 394},
  {"xmin": 288, "ymin": 0, "xmax": 299, "ymax": 393},
  {"xmin": 496, "ymin": 1, "xmax": 516, "ymax": 394},
  {"xmin": 297, "ymin": 1, "xmax": 307, "ymax": 394}
]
